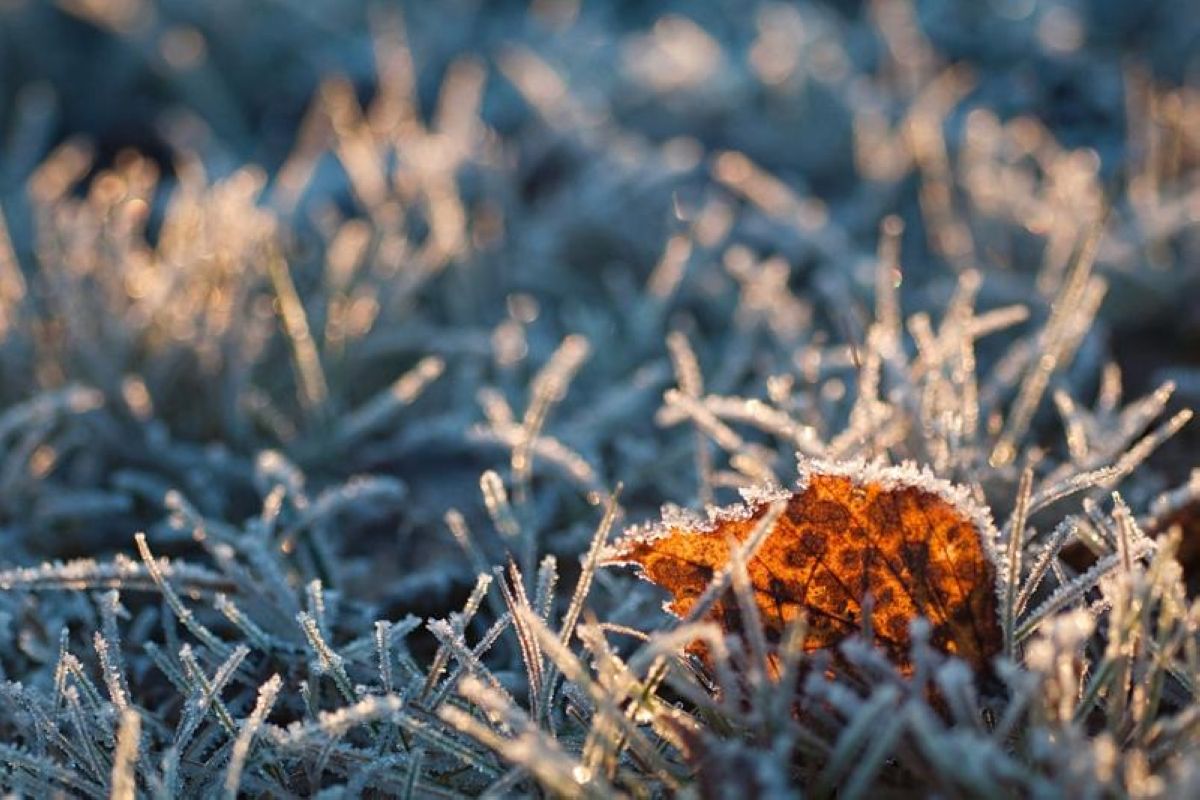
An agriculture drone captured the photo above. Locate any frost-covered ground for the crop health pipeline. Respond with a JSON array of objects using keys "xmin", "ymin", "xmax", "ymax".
[{"xmin": 0, "ymin": 1, "xmax": 1199, "ymax": 797}]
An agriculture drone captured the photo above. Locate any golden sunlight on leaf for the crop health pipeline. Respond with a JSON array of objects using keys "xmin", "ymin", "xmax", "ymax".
[{"xmin": 605, "ymin": 462, "xmax": 1004, "ymax": 675}]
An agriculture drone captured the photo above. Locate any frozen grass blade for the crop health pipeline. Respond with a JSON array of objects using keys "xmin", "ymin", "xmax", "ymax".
[
  {"xmin": 224, "ymin": 674, "xmax": 282, "ymax": 800},
  {"xmin": 110, "ymin": 710, "xmax": 140, "ymax": 800},
  {"xmin": 480, "ymin": 470, "xmax": 521, "ymax": 541},
  {"xmin": 813, "ymin": 686, "xmax": 901, "ymax": 799},
  {"xmin": 667, "ymin": 330, "xmax": 715, "ymax": 506},
  {"xmin": 135, "ymin": 533, "xmax": 231, "ymax": 657},
  {"xmin": 513, "ymin": 334, "xmax": 590, "ymax": 506},
  {"xmin": 0, "ymin": 743, "xmax": 105, "ymax": 799},
  {"xmin": 991, "ymin": 224, "xmax": 1104, "ymax": 467},
  {"xmin": 1016, "ymin": 540, "xmax": 1155, "ymax": 644},
  {"xmin": 266, "ymin": 244, "xmax": 331, "ymax": 424},
  {"xmin": 539, "ymin": 487, "xmax": 621, "ymax": 718},
  {"xmin": 1003, "ymin": 467, "xmax": 1033, "ymax": 657},
  {"xmin": 1015, "ymin": 517, "xmax": 1078, "ymax": 619},
  {"xmin": 297, "ymin": 612, "xmax": 358, "ymax": 704},
  {"xmin": 440, "ymin": 680, "xmax": 608, "ymax": 799},
  {"xmin": 422, "ymin": 572, "xmax": 496, "ymax": 703},
  {"xmin": 426, "ymin": 612, "xmax": 515, "ymax": 709},
  {"xmin": 334, "ymin": 355, "xmax": 444, "ymax": 446},
  {"xmin": 496, "ymin": 562, "xmax": 545, "ymax": 720}
]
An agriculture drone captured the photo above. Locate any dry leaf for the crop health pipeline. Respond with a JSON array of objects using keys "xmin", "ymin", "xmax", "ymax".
[{"xmin": 604, "ymin": 460, "xmax": 1004, "ymax": 675}]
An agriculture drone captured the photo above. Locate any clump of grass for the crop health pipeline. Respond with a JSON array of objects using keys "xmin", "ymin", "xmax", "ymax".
[{"xmin": 1, "ymin": 1, "xmax": 1199, "ymax": 796}]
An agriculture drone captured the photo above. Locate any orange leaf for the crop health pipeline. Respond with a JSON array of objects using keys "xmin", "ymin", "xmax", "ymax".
[{"xmin": 604, "ymin": 461, "xmax": 1004, "ymax": 675}]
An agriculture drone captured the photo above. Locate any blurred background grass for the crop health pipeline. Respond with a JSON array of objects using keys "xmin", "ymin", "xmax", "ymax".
[{"xmin": 0, "ymin": 0, "xmax": 1198, "ymax": 623}]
